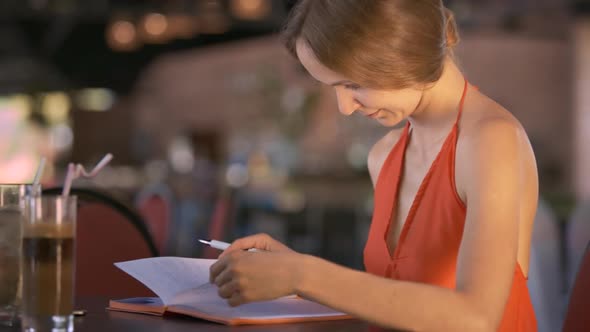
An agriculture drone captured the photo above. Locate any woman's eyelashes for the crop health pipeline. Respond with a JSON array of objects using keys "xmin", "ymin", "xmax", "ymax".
[{"xmin": 344, "ymin": 84, "xmax": 361, "ymax": 91}]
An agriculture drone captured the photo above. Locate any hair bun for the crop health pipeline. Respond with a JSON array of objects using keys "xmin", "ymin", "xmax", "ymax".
[{"xmin": 444, "ymin": 8, "xmax": 459, "ymax": 48}]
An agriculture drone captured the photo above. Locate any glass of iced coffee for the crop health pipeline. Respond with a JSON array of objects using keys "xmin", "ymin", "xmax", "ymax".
[
  {"xmin": 0, "ymin": 184, "xmax": 41, "ymax": 327},
  {"xmin": 21, "ymin": 195, "xmax": 76, "ymax": 332}
]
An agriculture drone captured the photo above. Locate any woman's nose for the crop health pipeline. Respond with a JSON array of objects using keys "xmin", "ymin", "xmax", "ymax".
[{"xmin": 335, "ymin": 89, "xmax": 361, "ymax": 116}]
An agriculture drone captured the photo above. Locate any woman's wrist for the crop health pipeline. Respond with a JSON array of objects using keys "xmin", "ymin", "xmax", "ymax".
[{"xmin": 293, "ymin": 253, "xmax": 316, "ymax": 296}]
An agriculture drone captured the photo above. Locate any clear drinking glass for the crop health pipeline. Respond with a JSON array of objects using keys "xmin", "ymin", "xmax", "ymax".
[
  {"xmin": 21, "ymin": 195, "xmax": 76, "ymax": 332},
  {"xmin": 0, "ymin": 184, "xmax": 41, "ymax": 327}
]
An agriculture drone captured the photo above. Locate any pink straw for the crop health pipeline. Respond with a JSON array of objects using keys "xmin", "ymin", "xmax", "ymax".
[{"xmin": 62, "ymin": 153, "xmax": 113, "ymax": 197}]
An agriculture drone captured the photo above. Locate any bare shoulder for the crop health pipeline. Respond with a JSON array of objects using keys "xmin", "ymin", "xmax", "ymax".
[
  {"xmin": 367, "ymin": 126, "xmax": 405, "ymax": 187},
  {"xmin": 458, "ymin": 89, "xmax": 531, "ymax": 149},
  {"xmin": 455, "ymin": 89, "xmax": 538, "ymax": 198}
]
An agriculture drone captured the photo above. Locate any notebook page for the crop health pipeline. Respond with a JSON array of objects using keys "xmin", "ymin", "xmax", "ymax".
[
  {"xmin": 170, "ymin": 283, "xmax": 348, "ymax": 320},
  {"xmin": 114, "ymin": 257, "xmax": 215, "ymax": 305}
]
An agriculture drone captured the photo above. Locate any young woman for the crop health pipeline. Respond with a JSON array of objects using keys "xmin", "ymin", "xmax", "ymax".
[{"xmin": 210, "ymin": 1, "xmax": 538, "ymax": 331}]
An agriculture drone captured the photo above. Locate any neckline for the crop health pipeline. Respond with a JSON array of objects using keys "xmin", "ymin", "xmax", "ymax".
[{"xmin": 383, "ymin": 79, "xmax": 469, "ymax": 260}]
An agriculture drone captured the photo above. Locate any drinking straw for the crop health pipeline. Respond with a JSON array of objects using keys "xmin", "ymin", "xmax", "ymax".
[
  {"xmin": 32, "ymin": 157, "xmax": 46, "ymax": 187},
  {"xmin": 62, "ymin": 153, "xmax": 113, "ymax": 197}
]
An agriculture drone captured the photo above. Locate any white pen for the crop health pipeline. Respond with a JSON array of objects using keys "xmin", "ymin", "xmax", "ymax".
[{"xmin": 198, "ymin": 239, "xmax": 259, "ymax": 252}]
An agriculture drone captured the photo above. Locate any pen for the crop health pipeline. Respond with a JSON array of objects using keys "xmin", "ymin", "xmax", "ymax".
[{"xmin": 198, "ymin": 239, "xmax": 259, "ymax": 252}]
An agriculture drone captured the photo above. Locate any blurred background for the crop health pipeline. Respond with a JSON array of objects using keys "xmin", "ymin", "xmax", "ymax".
[{"xmin": 0, "ymin": 0, "xmax": 589, "ymax": 329}]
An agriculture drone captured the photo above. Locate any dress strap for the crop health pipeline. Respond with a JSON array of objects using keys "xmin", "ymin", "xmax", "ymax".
[{"xmin": 454, "ymin": 79, "xmax": 469, "ymax": 126}]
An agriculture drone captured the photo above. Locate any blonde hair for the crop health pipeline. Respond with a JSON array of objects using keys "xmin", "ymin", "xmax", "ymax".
[{"xmin": 283, "ymin": 0, "xmax": 460, "ymax": 89}]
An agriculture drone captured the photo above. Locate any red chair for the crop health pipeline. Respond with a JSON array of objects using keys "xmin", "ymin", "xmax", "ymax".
[
  {"xmin": 202, "ymin": 190, "xmax": 236, "ymax": 259},
  {"xmin": 137, "ymin": 195, "xmax": 171, "ymax": 255},
  {"xmin": 202, "ymin": 196, "xmax": 230, "ymax": 259},
  {"xmin": 562, "ymin": 242, "xmax": 590, "ymax": 332},
  {"xmin": 43, "ymin": 187, "xmax": 158, "ymax": 298}
]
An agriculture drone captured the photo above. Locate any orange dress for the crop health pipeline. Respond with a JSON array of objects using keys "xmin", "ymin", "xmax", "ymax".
[{"xmin": 363, "ymin": 80, "xmax": 537, "ymax": 331}]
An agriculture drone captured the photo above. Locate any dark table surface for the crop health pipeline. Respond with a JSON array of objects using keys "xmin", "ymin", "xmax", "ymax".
[{"xmin": 2, "ymin": 297, "xmax": 375, "ymax": 331}]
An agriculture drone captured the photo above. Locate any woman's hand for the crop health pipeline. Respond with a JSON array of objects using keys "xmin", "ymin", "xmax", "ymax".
[
  {"xmin": 209, "ymin": 251, "xmax": 304, "ymax": 306},
  {"xmin": 209, "ymin": 236, "xmax": 304, "ymax": 306}
]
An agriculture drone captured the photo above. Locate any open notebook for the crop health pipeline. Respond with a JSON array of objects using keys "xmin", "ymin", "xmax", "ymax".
[{"xmin": 109, "ymin": 257, "xmax": 353, "ymax": 325}]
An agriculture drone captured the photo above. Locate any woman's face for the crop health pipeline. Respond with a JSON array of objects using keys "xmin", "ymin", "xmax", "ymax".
[{"xmin": 296, "ymin": 39, "xmax": 424, "ymax": 127}]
